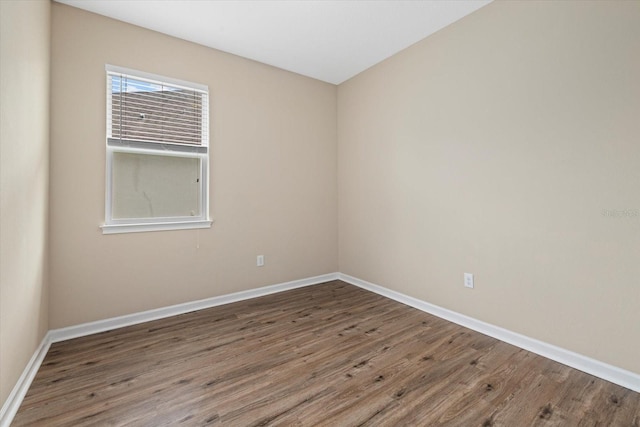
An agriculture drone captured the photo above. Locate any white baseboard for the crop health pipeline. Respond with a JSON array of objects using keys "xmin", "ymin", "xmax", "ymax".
[
  {"xmin": 339, "ymin": 273, "xmax": 640, "ymax": 393},
  {"xmin": 0, "ymin": 272, "xmax": 339, "ymax": 427},
  {"xmin": 49, "ymin": 272, "xmax": 340, "ymax": 343},
  {"xmin": 0, "ymin": 332, "xmax": 52, "ymax": 427}
]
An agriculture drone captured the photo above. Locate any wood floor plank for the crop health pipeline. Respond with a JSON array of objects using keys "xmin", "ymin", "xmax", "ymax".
[{"xmin": 13, "ymin": 280, "xmax": 640, "ymax": 426}]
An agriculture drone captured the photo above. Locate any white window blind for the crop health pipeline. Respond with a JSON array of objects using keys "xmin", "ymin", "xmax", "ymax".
[{"xmin": 107, "ymin": 69, "xmax": 208, "ymax": 147}]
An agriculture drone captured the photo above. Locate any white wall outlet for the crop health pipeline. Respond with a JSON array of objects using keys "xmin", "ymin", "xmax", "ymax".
[
  {"xmin": 257, "ymin": 255, "xmax": 265, "ymax": 267},
  {"xmin": 464, "ymin": 273, "xmax": 474, "ymax": 289}
]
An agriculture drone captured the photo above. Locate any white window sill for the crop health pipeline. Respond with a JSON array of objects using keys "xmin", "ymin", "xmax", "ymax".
[{"xmin": 101, "ymin": 220, "xmax": 212, "ymax": 235}]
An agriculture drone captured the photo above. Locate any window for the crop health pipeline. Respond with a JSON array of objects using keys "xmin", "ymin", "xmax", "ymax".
[{"xmin": 102, "ymin": 65, "xmax": 211, "ymax": 234}]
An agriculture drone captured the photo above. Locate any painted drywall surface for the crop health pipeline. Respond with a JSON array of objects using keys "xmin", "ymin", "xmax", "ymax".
[
  {"xmin": 0, "ymin": 0, "xmax": 51, "ymax": 403},
  {"xmin": 338, "ymin": 1, "xmax": 640, "ymax": 373},
  {"xmin": 49, "ymin": 4, "xmax": 338, "ymax": 328}
]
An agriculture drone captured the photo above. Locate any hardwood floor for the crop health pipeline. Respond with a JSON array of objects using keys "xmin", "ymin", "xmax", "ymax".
[{"xmin": 13, "ymin": 281, "xmax": 640, "ymax": 426}]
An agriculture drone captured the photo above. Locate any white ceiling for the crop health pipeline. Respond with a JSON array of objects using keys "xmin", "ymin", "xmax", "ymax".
[{"xmin": 55, "ymin": 0, "xmax": 492, "ymax": 85}]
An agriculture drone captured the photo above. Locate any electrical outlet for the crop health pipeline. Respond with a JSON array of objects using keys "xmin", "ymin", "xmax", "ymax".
[
  {"xmin": 257, "ymin": 255, "xmax": 264, "ymax": 267},
  {"xmin": 464, "ymin": 273, "xmax": 474, "ymax": 289}
]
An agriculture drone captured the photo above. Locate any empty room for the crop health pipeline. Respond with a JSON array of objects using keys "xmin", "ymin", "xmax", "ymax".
[{"xmin": 1, "ymin": 0, "xmax": 638, "ymax": 425}]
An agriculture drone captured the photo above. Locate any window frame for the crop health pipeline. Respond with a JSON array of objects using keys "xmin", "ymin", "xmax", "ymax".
[{"xmin": 101, "ymin": 65, "xmax": 212, "ymax": 235}]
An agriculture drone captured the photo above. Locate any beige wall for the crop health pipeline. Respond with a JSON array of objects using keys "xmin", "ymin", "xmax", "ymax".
[
  {"xmin": 338, "ymin": 1, "xmax": 640, "ymax": 373},
  {"xmin": 0, "ymin": 0, "xmax": 51, "ymax": 403},
  {"xmin": 49, "ymin": 4, "xmax": 338, "ymax": 328}
]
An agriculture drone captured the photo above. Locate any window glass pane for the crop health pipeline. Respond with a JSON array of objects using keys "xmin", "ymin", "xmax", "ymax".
[{"xmin": 112, "ymin": 152, "xmax": 201, "ymax": 219}]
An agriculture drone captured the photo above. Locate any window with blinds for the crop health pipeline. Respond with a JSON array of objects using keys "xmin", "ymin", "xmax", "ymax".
[{"xmin": 102, "ymin": 65, "xmax": 212, "ymax": 234}]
